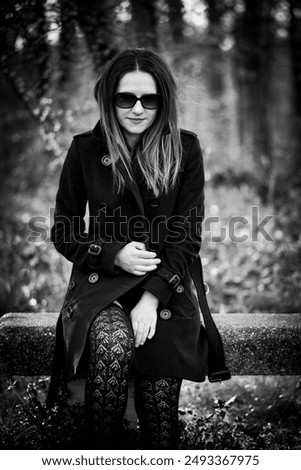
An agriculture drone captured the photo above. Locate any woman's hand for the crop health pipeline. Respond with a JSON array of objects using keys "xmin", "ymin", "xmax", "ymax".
[
  {"xmin": 130, "ymin": 291, "xmax": 159, "ymax": 347},
  {"xmin": 114, "ymin": 241, "xmax": 161, "ymax": 275}
]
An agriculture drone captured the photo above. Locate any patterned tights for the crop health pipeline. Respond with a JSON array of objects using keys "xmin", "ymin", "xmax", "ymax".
[
  {"xmin": 134, "ymin": 374, "xmax": 182, "ymax": 449},
  {"xmin": 85, "ymin": 304, "xmax": 182, "ymax": 449}
]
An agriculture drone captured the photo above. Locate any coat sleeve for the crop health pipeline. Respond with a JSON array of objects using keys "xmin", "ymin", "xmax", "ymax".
[
  {"xmin": 51, "ymin": 139, "xmax": 126, "ymax": 274},
  {"xmin": 140, "ymin": 136, "xmax": 205, "ymax": 305}
]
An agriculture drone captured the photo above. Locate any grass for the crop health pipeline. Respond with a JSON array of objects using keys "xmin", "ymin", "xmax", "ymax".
[
  {"xmin": 0, "ymin": 376, "xmax": 300, "ymax": 449},
  {"xmin": 179, "ymin": 376, "xmax": 301, "ymax": 449}
]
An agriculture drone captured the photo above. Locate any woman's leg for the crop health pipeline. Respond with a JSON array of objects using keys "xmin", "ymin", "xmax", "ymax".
[
  {"xmin": 134, "ymin": 373, "xmax": 182, "ymax": 449},
  {"xmin": 85, "ymin": 304, "xmax": 134, "ymax": 449}
]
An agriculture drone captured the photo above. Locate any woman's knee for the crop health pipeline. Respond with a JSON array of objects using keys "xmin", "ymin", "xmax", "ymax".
[{"xmin": 89, "ymin": 304, "xmax": 134, "ymax": 366}]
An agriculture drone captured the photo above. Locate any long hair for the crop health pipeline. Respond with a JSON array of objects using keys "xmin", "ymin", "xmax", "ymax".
[{"xmin": 94, "ymin": 48, "xmax": 182, "ymax": 196}]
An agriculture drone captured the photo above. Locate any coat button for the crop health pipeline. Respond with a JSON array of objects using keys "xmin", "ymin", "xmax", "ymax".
[
  {"xmin": 88, "ymin": 273, "xmax": 99, "ymax": 284},
  {"xmin": 176, "ymin": 285, "xmax": 184, "ymax": 294},
  {"xmin": 67, "ymin": 305, "xmax": 74, "ymax": 318},
  {"xmin": 68, "ymin": 280, "xmax": 76, "ymax": 290},
  {"xmin": 160, "ymin": 309, "xmax": 171, "ymax": 320},
  {"xmin": 101, "ymin": 155, "xmax": 111, "ymax": 166},
  {"xmin": 204, "ymin": 283, "xmax": 209, "ymax": 294},
  {"xmin": 150, "ymin": 197, "xmax": 160, "ymax": 208}
]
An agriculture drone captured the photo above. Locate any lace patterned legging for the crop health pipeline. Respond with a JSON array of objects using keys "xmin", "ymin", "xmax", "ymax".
[{"xmin": 85, "ymin": 304, "xmax": 182, "ymax": 449}]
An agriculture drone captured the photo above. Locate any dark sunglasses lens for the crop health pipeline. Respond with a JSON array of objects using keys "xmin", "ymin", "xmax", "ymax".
[
  {"xmin": 141, "ymin": 94, "xmax": 161, "ymax": 109},
  {"xmin": 115, "ymin": 93, "xmax": 136, "ymax": 108},
  {"xmin": 114, "ymin": 93, "xmax": 161, "ymax": 109}
]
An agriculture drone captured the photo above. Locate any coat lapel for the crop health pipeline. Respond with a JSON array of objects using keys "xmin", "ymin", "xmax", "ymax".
[
  {"xmin": 92, "ymin": 121, "xmax": 146, "ymax": 218},
  {"xmin": 115, "ymin": 158, "xmax": 146, "ymax": 218}
]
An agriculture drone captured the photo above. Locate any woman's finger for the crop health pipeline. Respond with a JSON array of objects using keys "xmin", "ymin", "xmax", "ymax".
[
  {"xmin": 148, "ymin": 319, "xmax": 157, "ymax": 339},
  {"xmin": 134, "ymin": 322, "xmax": 144, "ymax": 347},
  {"xmin": 131, "ymin": 320, "xmax": 138, "ymax": 339},
  {"xmin": 135, "ymin": 258, "xmax": 161, "ymax": 266},
  {"xmin": 133, "ymin": 265, "xmax": 158, "ymax": 275},
  {"xmin": 136, "ymin": 323, "xmax": 150, "ymax": 347},
  {"xmin": 135, "ymin": 250, "xmax": 158, "ymax": 259},
  {"xmin": 132, "ymin": 262, "xmax": 160, "ymax": 274},
  {"xmin": 133, "ymin": 241, "xmax": 146, "ymax": 251}
]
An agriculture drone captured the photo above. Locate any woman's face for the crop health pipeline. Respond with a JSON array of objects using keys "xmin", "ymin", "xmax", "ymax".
[{"xmin": 115, "ymin": 71, "xmax": 158, "ymax": 147}]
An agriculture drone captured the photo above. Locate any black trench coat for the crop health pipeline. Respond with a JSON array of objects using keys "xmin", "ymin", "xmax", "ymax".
[{"xmin": 51, "ymin": 122, "xmax": 209, "ymax": 382}]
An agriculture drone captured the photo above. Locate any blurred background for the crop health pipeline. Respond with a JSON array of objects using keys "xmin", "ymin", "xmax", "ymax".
[
  {"xmin": 0, "ymin": 0, "xmax": 301, "ymax": 450},
  {"xmin": 1, "ymin": 0, "xmax": 301, "ymax": 315},
  {"xmin": 0, "ymin": 0, "xmax": 301, "ymax": 313}
]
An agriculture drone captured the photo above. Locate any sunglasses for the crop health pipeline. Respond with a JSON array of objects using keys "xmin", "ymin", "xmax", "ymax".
[{"xmin": 114, "ymin": 93, "xmax": 161, "ymax": 110}]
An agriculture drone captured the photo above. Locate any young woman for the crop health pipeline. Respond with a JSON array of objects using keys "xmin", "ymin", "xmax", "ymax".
[{"xmin": 48, "ymin": 48, "xmax": 229, "ymax": 449}]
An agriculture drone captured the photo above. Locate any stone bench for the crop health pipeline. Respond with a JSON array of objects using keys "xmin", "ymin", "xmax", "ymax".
[
  {"xmin": 1, "ymin": 312, "xmax": 300, "ymax": 426},
  {"xmin": 0, "ymin": 312, "xmax": 300, "ymax": 377}
]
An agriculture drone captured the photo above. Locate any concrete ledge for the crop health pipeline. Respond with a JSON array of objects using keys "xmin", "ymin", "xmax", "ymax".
[
  {"xmin": 0, "ymin": 312, "xmax": 57, "ymax": 376},
  {"xmin": 215, "ymin": 314, "xmax": 301, "ymax": 375},
  {"xmin": 0, "ymin": 312, "xmax": 300, "ymax": 376}
]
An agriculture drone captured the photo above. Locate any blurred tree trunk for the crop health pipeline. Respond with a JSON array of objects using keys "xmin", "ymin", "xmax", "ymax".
[
  {"xmin": 207, "ymin": 0, "xmax": 219, "ymax": 23},
  {"xmin": 0, "ymin": 0, "xmax": 50, "ymax": 97},
  {"xmin": 289, "ymin": 0, "xmax": 301, "ymax": 116},
  {"xmin": 234, "ymin": 0, "xmax": 273, "ymax": 203},
  {"xmin": 75, "ymin": 0, "xmax": 118, "ymax": 70},
  {"xmin": 59, "ymin": 0, "xmax": 78, "ymax": 85},
  {"xmin": 130, "ymin": 0, "xmax": 158, "ymax": 48},
  {"xmin": 288, "ymin": 0, "xmax": 301, "ymax": 192},
  {"xmin": 234, "ymin": 0, "xmax": 300, "ymax": 204},
  {"xmin": 205, "ymin": 0, "xmax": 226, "ymax": 40},
  {"xmin": 0, "ymin": 1, "xmax": 13, "ymax": 61},
  {"xmin": 0, "ymin": 0, "xmax": 50, "ymax": 100},
  {"xmin": 166, "ymin": 0, "xmax": 184, "ymax": 43},
  {"xmin": 32, "ymin": 0, "xmax": 50, "ymax": 98}
]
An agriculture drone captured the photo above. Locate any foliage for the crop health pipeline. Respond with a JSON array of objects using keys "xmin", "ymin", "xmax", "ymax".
[
  {"xmin": 201, "ymin": 185, "xmax": 301, "ymax": 313},
  {"xmin": 179, "ymin": 399, "xmax": 289, "ymax": 450},
  {"xmin": 179, "ymin": 376, "xmax": 301, "ymax": 450},
  {"xmin": 0, "ymin": 377, "xmax": 300, "ymax": 450},
  {"xmin": 0, "ymin": 0, "xmax": 300, "ymax": 315},
  {"xmin": 0, "ymin": 379, "xmax": 85, "ymax": 450},
  {"xmin": 179, "ymin": 399, "xmax": 257, "ymax": 450}
]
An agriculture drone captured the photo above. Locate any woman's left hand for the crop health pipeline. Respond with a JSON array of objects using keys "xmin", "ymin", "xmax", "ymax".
[{"xmin": 130, "ymin": 291, "xmax": 159, "ymax": 347}]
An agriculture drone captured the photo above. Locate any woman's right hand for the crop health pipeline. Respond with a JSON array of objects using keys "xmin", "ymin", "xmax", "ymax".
[{"xmin": 114, "ymin": 241, "xmax": 161, "ymax": 276}]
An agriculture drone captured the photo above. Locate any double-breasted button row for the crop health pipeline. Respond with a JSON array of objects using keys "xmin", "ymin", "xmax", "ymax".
[
  {"xmin": 101, "ymin": 155, "xmax": 111, "ymax": 166},
  {"xmin": 68, "ymin": 280, "xmax": 76, "ymax": 290},
  {"xmin": 176, "ymin": 285, "xmax": 184, "ymax": 294},
  {"xmin": 160, "ymin": 309, "xmax": 171, "ymax": 320},
  {"xmin": 88, "ymin": 273, "xmax": 99, "ymax": 284}
]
